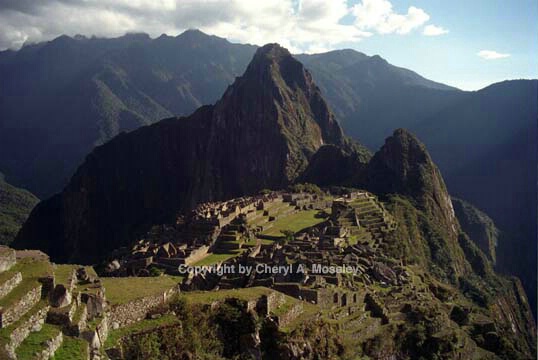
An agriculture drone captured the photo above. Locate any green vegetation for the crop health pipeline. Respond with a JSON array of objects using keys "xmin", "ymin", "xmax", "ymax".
[
  {"xmin": 0, "ymin": 177, "xmax": 39, "ymax": 245},
  {"xmin": 51, "ymin": 336, "xmax": 88, "ymax": 360},
  {"xmin": 120, "ymin": 296, "xmax": 222, "ymax": 359},
  {"xmin": 0, "ymin": 259, "xmax": 52, "ymax": 308},
  {"xmin": 105, "ymin": 314, "xmax": 179, "ymax": 348},
  {"xmin": 16, "ymin": 323, "xmax": 60, "ymax": 360},
  {"xmin": 100, "ymin": 276, "xmax": 181, "ymax": 305},
  {"xmin": 261, "ymin": 210, "xmax": 327, "ymax": 237},
  {"xmin": 53, "ymin": 264, "xmax": 76, "ymax": 285},
  {"xmin": 287, "ymin": 183, "xmax": 322, "ymax": 194},
  {"xmin": 0, "ymin": 300, "xmax": 48, "ymax": 343},
  {"xmin": 181, "ymin": 287, "xmax": 273, "ymax": 304}
]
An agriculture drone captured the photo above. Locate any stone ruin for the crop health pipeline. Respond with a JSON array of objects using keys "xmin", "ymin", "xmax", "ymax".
[
  {"xmin": 180, "ymin": 191, "xmax": 407, "ymax": 315},
  {"xmin": 103, "ymin": 191, "xmax": 331, "ymax": 277}
]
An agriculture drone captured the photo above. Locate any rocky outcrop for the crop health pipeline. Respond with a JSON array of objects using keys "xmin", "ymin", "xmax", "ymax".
[
  {"xmin": 367, "ymin": 129, "xmax": 469, "ymax": 277},
  {"xmin": 452, "ymin": 197, "xmax": 498, "ymax": 263},
  {"xmin": 367, "ymin": 129, "xmax": 458, "ymax": 233},
  {"xmin": 15, "ymin": 44, "xmax": 355, "ymax": 264}
]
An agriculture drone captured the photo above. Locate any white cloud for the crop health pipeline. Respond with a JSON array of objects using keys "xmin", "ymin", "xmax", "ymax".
[
  {"xmin": 0, "ymin": 0, "xmax": 439, "ymax": 52},
  {"xmin": 477, "ymin": 50, "xmax": 511, "ymax": 60},
  {"xmin": 352, "ymin": 0, "xmax": 429, "ymax": 35},
  {"xmin": 423, "ymin": 24, "xmax": 448, "ymax": 36}
]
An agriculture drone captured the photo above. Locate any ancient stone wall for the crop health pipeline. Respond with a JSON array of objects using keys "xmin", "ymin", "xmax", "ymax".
[
  {"xmin": 3, "ymin": 305, "xmax": 50, "ymax": 359},
  {"xmin": 34, "ymin": 331, "xmax": 63, "ymax": 360},
  {"xmin": 0, "ymin": 285, "xmax": 42, "ymax": 328},
  {"xmin": 0, "ymin": 247, "xmax": 16, "ymax": 273},
  {"xmin": 276, "ymin": 303, "xmax": 304, "ymax": 328},
  {"xmin": 184, "ymin": 246, "xmax": 209, "ymax": 266},
  {"xmin": 0, "ymin": 272, "xmax": 22, "ymax": 298},
  {"xmin": 108, "ymin": 287, "xmax": 180, "ymax": 329}
]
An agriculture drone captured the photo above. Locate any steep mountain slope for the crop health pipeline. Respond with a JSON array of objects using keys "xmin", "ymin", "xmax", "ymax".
[
  {"xmin": 0, "ymin": 30, "xmax": 256, "ymax": 197},
  {"xmin": 0, "ymin": 31, "xmax": 460, "ymax": 198},
  {"xmin": 304, "ymin": 129, "xmax": 536, "ymax": 357},
  {"xmin": 0, "ymin": 173, "xmax": 39, "ymax": 244},
  {"xmin": 452, "ymin": 197, "xmax": 499, "ymax": 264},
  {"xmin": 2, "ymin": 30, "xmax": 535, "ymax": 314},
  {"xmin": 14, "ymin": 44, "xmax": 359, "ymax": 263},
  {"xmin": 365, "ymin": 129, "xmax": 468, "ymax": 280},
  {"xmin": 296, "ymin": 51, "xmax": 464, "ymax": 148},
  {"xmin": 412, "ymin": 80, "xmax": 538, "ymax": 315}
]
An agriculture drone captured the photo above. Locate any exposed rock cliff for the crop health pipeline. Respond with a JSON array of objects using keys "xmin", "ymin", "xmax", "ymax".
[
  {"xmin": 452, "ymin": 197, "xmax": 498, "ymax": 263},
  {"xmin": 14, "ymin": 44, "xmax": 352, "ymax": 263},
  {"xmin": 367, "ymin": 129, "xmax": 468, "ymax": 278}
]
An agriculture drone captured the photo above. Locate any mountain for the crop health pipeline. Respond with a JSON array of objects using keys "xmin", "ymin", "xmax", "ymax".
[
  {"xmin": 0, "ymin": 30, "xmax": 256, "ymax": 198},
  {"xmin": 305, "ymin": 129, "xmax": 536, "ymax": 357},
  {"xmin": 452, "ymin": 197, "xmax": 499, "ymax": 264},
  {"xmin": 366, "ymin": 129, "xmax": 466, "ymax": 277},
  {"xmin": 411, "ymin": 80, "xmax": 538, "ymax": 316},
  {"xmin": 0, "ymin": 31, "xmax": 460, "ymax": 199},
  {"xmin": 14, "ymin": 44, "xmax": 365, "ymax": 263},
  {"xmin": 2, "ymin": 30, "xmax": 535, "ymax": 313},
  {"xmin": 296, "ymin": 50, "xmax": 463, "ymax": 148},
  {"xmin": 12, "ymin": 44, "xmax": 536, "ymax": 357},
  {"xmin": 0, "ymin": 173, "xmax": 39, "ymax": 245}
]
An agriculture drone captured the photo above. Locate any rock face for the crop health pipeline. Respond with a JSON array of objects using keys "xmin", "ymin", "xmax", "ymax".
[
  {"xmin": 367, "ymin": 128, "xmax": 457, "ymax": 227},
  {"xmin": 14, "ymin": 44, "xmax": 353, "ymax": 263},
  {"xmin": 452, "ymin": 197, "xmax": 498, "ymax": 263},
  {"xmin": 367, "ymin": 130, "xmax": 459, "ymax": 218}
]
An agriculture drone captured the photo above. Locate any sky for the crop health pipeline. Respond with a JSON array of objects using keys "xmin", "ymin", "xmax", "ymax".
[{"xmin": 0, "ymin": 0, "xmax": 535, "ymax": 90}]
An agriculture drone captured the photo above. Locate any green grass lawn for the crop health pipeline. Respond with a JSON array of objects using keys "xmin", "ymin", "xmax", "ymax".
[
  {"xmin": 51, "ymin": 336, "xmax": 88, "ymax": 360},
  {"xmin": 101, "ymin": 276, "xmax": 182, "ymax": 305},
  {"xmin": 261, "ymin": 210, "xmax": 327, "ymax": 237},
  {"xmin": 0, "ymin": 259, "xmax": 52, "ymax": 308},
  {"xmin": 104, "ymin": 313, "xmax": 179, "ymax": 349},
  {"xmin": 53, "ymin": 264, "xmax": 76, "ymax": 286},
  {"xmin": 16, "ymin": 323, "xmax": 60, "ymax": 360}
]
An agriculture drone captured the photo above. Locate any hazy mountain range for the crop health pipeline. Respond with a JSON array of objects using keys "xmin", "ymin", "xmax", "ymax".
[{"xmin": 1, "ymin": 30, "xmax": 536, "ymax": 314}]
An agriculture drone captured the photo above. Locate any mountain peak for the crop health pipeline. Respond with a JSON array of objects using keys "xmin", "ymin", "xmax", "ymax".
[
  {"xmin": 15, "ymin": 43, "xmax": 349, "ymax": 262},
  {"xmin": 253, "ymin": 43, "xmax": 291, "ymax": 60},
  {"xmin": 367, "ymin": 128, "xmax": 459, "ymax": 241}
]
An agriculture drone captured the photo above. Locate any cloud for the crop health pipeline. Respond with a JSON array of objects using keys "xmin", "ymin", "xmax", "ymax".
[
  {"xmin": 0, "ymin": 0, "xmax": 437, "ymax": 52},
  {"xmin": 423, "ymin": 24, "xmax": 448, "ymax": 36},
  {"xmin": 477, "ymin": 50, "xmax": 511, "ymax": 60},
  {"xmin": 352, "ymin": 0, "xmax": 429, "ymax": 34}
]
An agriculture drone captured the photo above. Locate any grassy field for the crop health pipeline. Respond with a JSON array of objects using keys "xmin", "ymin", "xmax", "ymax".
[
  {"xmin": 0, "ymin": 259, "xmax": 52, "ymax": 308},
  {"xmin": 16, "ymin": 323, "xmax": 60, "ymax": 360},
  {"xmin": 53, "ymin": 264, "xmax": 76, "ymax": 285},
  {"xmin": 101, "ymin": 276, "xmax": 182, "ymax": 305},
  {"xmin": 261, "ymin": 210, "xmax": 327, "ymax": 237},
  {"xmin": 51, "ymin": 336, "xmax": 88, "ymax": 360}
]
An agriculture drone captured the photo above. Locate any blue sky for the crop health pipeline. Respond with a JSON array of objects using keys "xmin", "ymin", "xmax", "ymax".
[
  {"xmin": 0, "ymin": 0, "xmax": 535, "ymax": 90},
  {"xmin": 340, "ymin": 0, "xmax": 538, "ymax": 90}
]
